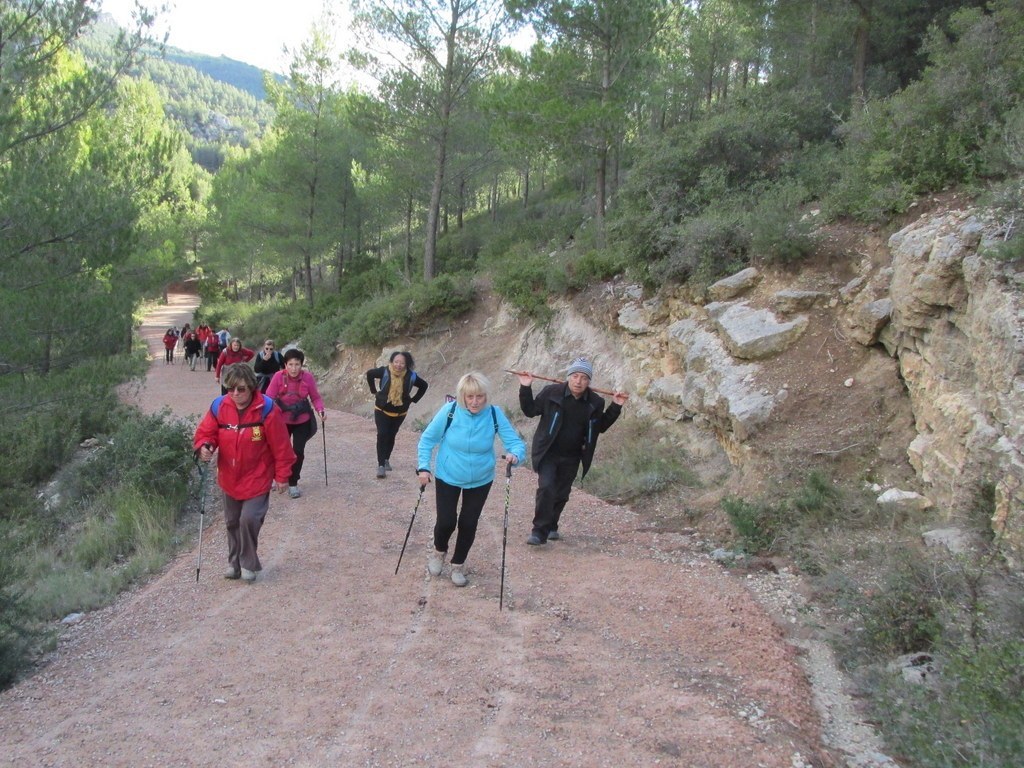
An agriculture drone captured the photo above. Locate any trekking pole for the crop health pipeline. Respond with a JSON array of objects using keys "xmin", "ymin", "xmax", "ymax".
[
  {"xmin": 395, "ymin": 485, "xmax": 425, "ymax": 575},
  {"xmin": 321, "ymin": 415, "xmax": 328, "ymax": 487},
  {"xmin": 500, "ymin": 461, "xmax": 512, "ymax": 611},
  {"xmin": 194, "ymin": 450, "xmax": 212, "ymax": 583}
]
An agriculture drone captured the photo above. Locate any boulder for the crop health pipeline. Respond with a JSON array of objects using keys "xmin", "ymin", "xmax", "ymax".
[
  {"xmin": 707, "ymin": 267, "xmax": 761, "ymax": 301},
  {"xmin": 771, "ymin": 289, "xmax": 828, "ymax": 313},
  {"xmin": 705, "ymin": 301, "xmax": 809, "ymax": 360}
]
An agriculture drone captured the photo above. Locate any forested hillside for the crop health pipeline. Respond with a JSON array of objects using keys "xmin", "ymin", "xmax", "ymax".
[
  {"xmin": 81, "ymin": 14, "xmax": 274, "ymax": 171},
  {"xmin": 2, "ymin": 1, "xmax": 1023, "ymax": 764}
]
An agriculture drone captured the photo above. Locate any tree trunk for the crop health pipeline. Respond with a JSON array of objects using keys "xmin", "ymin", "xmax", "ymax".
[
  {"xmin": 851, "ymin": 0, "xmax": 870, "ymax": 112},
  {"xmin": 423, "ymin": 123, "xmax": 448, "ymax": 281},
  {"xmin": 404, "ymin": 192, "xmax": 413, "ymax": 279}
]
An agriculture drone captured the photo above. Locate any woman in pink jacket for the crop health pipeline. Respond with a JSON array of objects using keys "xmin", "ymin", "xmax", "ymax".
[
  {"xmin": 266, "ymin": 348, "xmax": 325, "ymax": 498},
  {"xmin": 193, "ymin": 364, "xmax": 295, "ymax": 582}
]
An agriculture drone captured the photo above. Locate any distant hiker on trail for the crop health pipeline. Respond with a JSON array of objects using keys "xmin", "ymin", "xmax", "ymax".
[
  {"xmin": 253, "ymin": 339, "xmax": 285, "ymax": 394},
  {"xmin": 266, "ymin": 348, "xmax": 325, "ymax": 499},
  {"xmin": 162, "ymin": 328, "xmax": 178, "ymax": 364},
  {"xmin": 195, "ymin": 322, "xmax": 212, "ymax": 347},
  {"xmin": 215, "ymin": 337, "xmax": 255, "ymax": 395},
  {"xmin": 183, "ymin": 332, "xmax": 202, "ymax": 371},
  {"xmin": 366, "ymin": 351, "xmax": 428, "ymax": 479},
  {"xmin": 416, "ymin": 372, "xmax": 525, "ymax": 587},
  {"xmin": 193, "ymin": 363, "xmax": 295, "ymax": 583},
  {"xmin": 517, "ymin": 357, "xmax": 627, "ymax": 545},
  {"xmin": 202, "ymin": 329, "xmax": 220, "ymax": 372},
  {"xmin": 178, "ymin": 323, "xmax": 192, "ymax": 350}
]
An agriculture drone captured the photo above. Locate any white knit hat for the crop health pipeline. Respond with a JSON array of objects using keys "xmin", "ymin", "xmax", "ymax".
[{"xmin": 566, "ymin": 357, "xmax": 593, "ymax": 379}]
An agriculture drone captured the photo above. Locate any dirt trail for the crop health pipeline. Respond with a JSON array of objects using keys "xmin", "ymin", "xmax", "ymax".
[{"xmin": 0, "ymin": 295, "xmax": 829, "ymax": 767}]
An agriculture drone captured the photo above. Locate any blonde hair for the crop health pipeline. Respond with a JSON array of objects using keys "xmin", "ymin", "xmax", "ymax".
[{"xmin": 456, "ymin": 372, "xmax": 490, "ymax": 408}]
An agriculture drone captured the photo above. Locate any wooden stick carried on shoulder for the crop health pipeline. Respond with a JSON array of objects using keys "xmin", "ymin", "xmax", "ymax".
[{"xmin": 503, "ymin": 369, "xmax": 629, "ymax": 401}]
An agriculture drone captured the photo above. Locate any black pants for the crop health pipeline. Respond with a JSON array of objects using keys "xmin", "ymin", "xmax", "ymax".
[
  {"xmin": 205, "ymin": 351, "xmax": 216, "ymax": 371},
  {"xmin": 374, "ymin": 410, "xmax": 406, "ymax": 466},
  {"xmin": 531, "ymin": 454, "xmax": 581, "ymax": 540},
  {"xmin": 286, "ymin": 419, "xmax": 315, "ymax": 486},
  {"xmin": 433, "ymin": 477, "xmax": 493, "ymax": 565}
]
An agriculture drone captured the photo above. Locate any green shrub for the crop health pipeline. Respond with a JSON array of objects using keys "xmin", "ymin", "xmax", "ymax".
[
  {"xmin": 826, "ymin": 4, "xmax": 1024, "ymax": 221},
  {"xmin": 743, "ymin": 181, "xmax": 818, "ymax": 265},
  {"xmin": 790, "ymin": 470, "xmax": 842, "ymax": 523},
  {"xmin": 584, "ymin": 422, "xmax": 700, "ymax": 504},
  {"xmin": 648, "ymin": 210, "xmax": 749, "ymax": 286},
  {"xmin": 0, "ymin": 530, "xmax": 35, "ymax": 689},
  {"xmin": 337, "ymin": 274, "xmax": 476, "ymax": 347},
  {"xmin": 861, "ymin": 553, "xmax": 945, "ymax": 656},
  {"xmin": 491, "ymin": 245, "xmax": 555, "ymax": 322},
  {"xmin": 871, "ymin": 639, "xmax": 1024, "ymax": 767},
  {"xmin": 722, "ymin": 496, "xmax": 784, "ymax": 554},
  {"xmin": 74, "ymin": 410, "xmax": 192, "ymax": 506}
]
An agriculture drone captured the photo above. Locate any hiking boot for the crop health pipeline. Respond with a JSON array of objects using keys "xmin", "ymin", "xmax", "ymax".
[
  {"xmin": 288, "ymin": 486, "xmax": 301, "ymax": 499},
  {"xmin": 450, "ymin": 564, "xmax": 468, "ymax": 587},
  {"xmin": 384, "ymin": 461, "xmax": 393, "ymax": 472},
  {"xmin": 526, "ymin": 534, "xmax": 546, "ymax": 546},
  {"xmin": 376, "ymin": 465, "xmax": 386, "ymax": 479},
  {"xmin": 224, "ymin": 567, "xmax": 241, "ymax": 580},
  {"xmin": 427, "ymin": 550, "xmax": 446, "ymax": 577},
  {"xmin": 240, "ymin": 568, "xmax": 257, "ymax": 582},
  {"xmin": 547, "ymin": 530, "xmax": 561, "ymax": 541}
]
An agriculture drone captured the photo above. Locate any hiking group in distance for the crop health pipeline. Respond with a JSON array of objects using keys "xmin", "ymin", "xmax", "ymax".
[{"xmin": 180, "ymin": 324, "xmax": 628, "ymax": 595}]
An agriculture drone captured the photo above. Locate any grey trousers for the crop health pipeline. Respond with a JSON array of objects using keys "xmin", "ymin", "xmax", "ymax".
[{"xmin": 223, "ymin": 492, "xmax": 270, "ymax": 572}]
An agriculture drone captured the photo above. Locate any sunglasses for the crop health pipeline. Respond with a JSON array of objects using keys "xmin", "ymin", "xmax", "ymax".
[
  {"xmin": 265, "ymin": 345, "xmax": 274, "ymax": 349},
  {"xmin": 229, "ymin": 385, "xmax": 251, "ymax": 393}
]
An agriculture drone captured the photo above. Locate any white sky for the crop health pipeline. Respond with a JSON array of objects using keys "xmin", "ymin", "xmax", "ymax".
[{"xmin": 99, "ymin": 0, "xmax": 346, "ymax": 74}]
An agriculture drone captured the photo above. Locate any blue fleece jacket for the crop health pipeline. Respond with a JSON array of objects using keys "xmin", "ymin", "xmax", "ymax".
[{"xmin": 417, "ymin": 402, "xmax": 526, "ymax": 489}]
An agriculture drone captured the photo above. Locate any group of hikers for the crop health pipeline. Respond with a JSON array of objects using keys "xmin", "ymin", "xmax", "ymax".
[
  {"xmin": 161, "ymin": 324, "xmax": 234, "ymax": 373},
  {"xmin": 186, "ymin": 328, "xmax": 627, "ymax": 591}
]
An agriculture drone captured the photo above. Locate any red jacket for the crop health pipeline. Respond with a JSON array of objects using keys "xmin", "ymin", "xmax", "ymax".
[
  {"xmin": 162, "ymin": 332, "xmax": 178, "ymax": 350},
  {"xmin": 193, "ymin": 395, "xmax": 296, "ymax": 500},
  {"xmin": 215, "ymin": 346, "xmax": 255, "ymax": 380}
]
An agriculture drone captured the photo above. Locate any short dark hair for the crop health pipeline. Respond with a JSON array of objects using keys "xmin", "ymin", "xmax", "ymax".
[
  {"xmin": 283, "ymin": 348, "xmax": 305, "ymax": 364},
  {"xmin": 390, "ymin": 350, "xmax": 414, "ymax": 369}
]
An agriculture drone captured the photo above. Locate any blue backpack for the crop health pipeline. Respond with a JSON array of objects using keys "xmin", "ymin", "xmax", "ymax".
[{"xmin": 211, "ymin": 394, "xmax": 274, "ymax": 431}]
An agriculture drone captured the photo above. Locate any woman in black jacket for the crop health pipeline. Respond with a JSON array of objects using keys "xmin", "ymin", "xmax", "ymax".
[{"xmin": 366, "ymin": 351, "xmax": 428, "ymax": 478}]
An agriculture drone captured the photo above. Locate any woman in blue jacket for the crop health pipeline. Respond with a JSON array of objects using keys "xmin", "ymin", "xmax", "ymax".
[{"xmin": 417, "ymin": 372, "xmax": 526, "ymax": 587}]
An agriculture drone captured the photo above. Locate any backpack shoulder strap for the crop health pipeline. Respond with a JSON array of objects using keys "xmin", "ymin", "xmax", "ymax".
[
  {"xmin": 491, "ymin": 405, "xmax": 498, "ymax": 434},
  {"xmin": 213, "ymin": 395, "xmax": 274, "ymax": 431},
  {"xmin": 441, "ymin": 401, "xmax": 458, "ymax": 437}
]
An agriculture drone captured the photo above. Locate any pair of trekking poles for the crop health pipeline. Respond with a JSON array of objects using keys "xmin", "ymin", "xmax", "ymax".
[{"xmin": 395, "ymin": 462, "xmax": 514, "ymax": 611}]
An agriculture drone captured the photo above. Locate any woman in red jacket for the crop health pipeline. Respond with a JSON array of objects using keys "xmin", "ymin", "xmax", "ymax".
[
  {"xmin": 214, "ymin": 337, "xmax": 255, "ymax": 394},
  {"xmin": 193, "ymin": 364, "xmax": 296, "ymax": 582},
  {"xmin": 162, "ymin": 328, "xmax": 178, "ymax": 365}
]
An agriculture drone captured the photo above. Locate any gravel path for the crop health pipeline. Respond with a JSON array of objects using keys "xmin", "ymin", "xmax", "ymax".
[{"xmin": 0, "ymin": 295, "xmax": 836, "ymax": 767}]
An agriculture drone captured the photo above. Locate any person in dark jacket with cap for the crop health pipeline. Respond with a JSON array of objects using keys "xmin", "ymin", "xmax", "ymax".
[{"xmin": 517, "ymin": 357, "xmax": 627, "ymax": 544}]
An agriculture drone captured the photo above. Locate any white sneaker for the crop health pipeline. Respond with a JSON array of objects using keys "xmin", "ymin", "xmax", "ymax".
[
  {"xmin": 427, "ymin": 550, "xmax": 446, "ymax": 577},
  {"xmin": 288, "ymin": 486, "xmax": 301, "ymax": 498},
  {"xmin": 240, "ymin": 568, "xmax": 257, "ymax": 582},
  {"xmin": 450, "ymin": 564, "xmax": 468, "ymax": 587}
]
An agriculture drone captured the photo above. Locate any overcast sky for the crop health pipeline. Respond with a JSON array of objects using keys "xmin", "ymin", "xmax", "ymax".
[{"xmin": 100, "ymin": 0, "xmax": 344, "ymax": 74}]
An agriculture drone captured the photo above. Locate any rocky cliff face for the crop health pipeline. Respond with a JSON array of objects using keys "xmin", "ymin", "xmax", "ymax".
[
  {"xmin": 843, "ymin": 210, "xmax": 1024, "ymax": 565},
  {"xmin": 610, "ymin": 207, "xmax": 1024, "ymax": 565}
]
